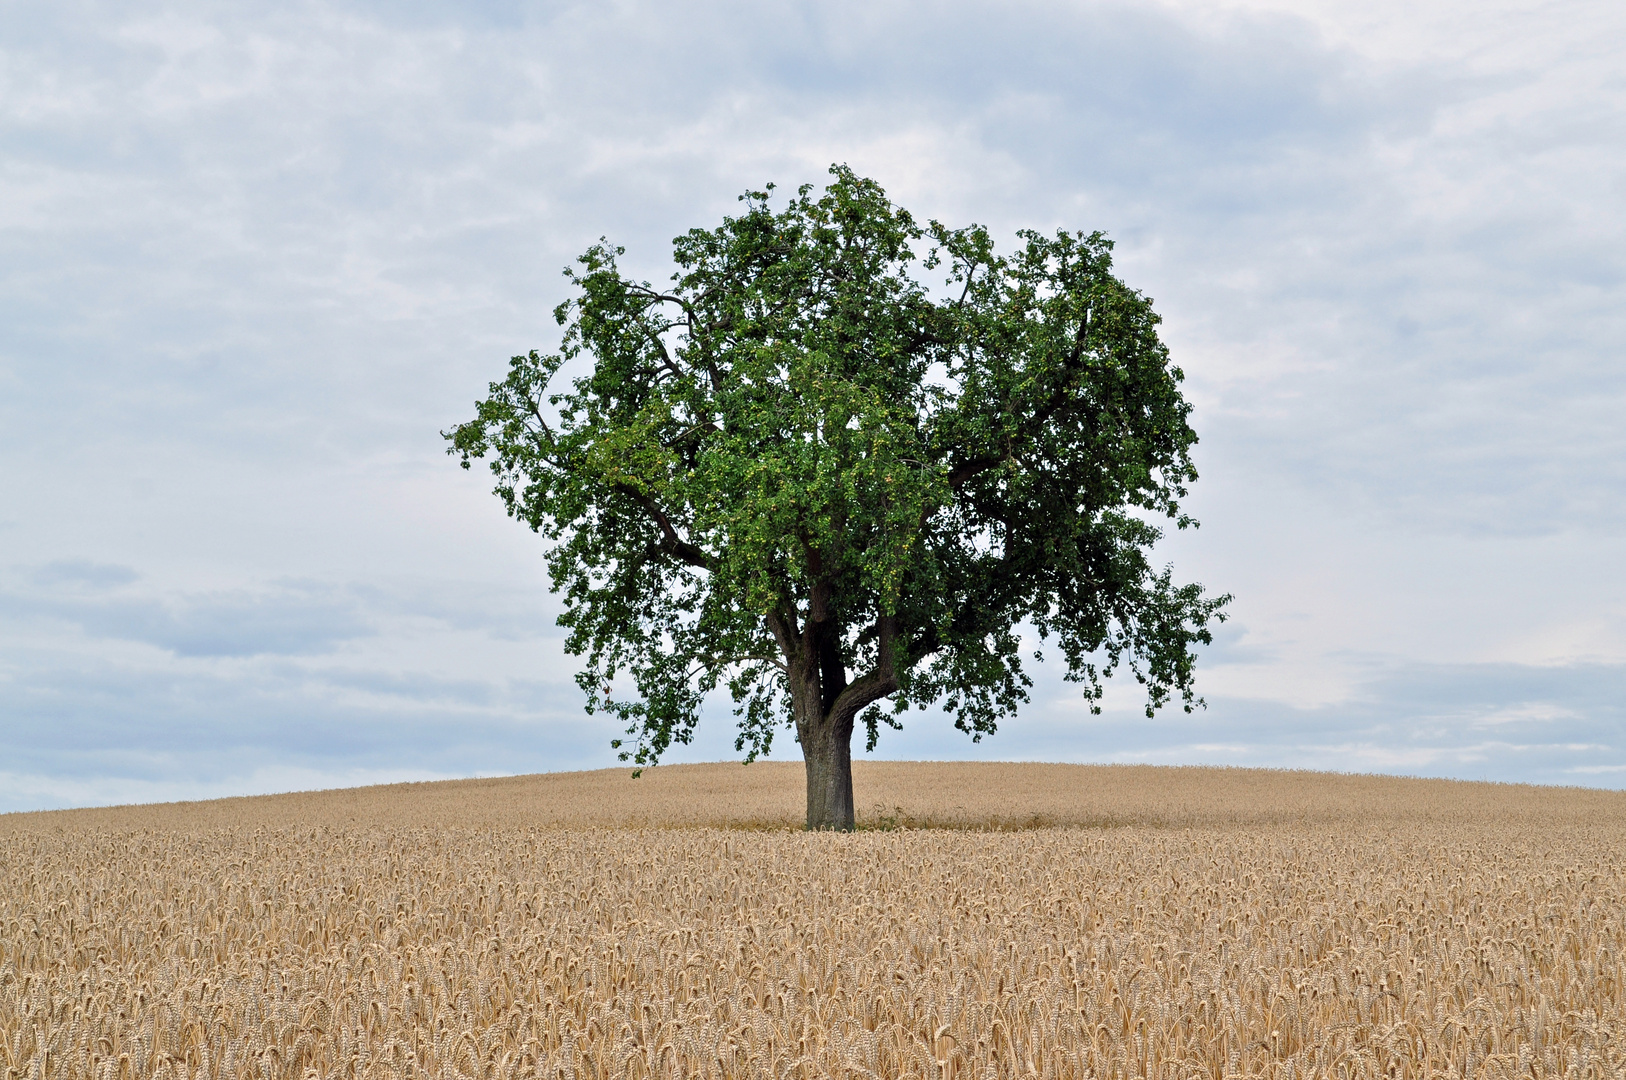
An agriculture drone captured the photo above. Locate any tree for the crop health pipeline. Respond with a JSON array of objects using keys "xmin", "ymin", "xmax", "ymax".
[{"xmin": 446, "ymin": 166, "xmax": 1229, "ymax": 830}]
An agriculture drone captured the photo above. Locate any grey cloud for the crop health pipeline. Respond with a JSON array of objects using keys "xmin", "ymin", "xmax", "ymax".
[
  {"xmin": 1, "ymin": 578, "xmax": 372, "ymax": 656},
  {"xmin": 31, "ymin": 559, "xmax": 140, "ymax": 588},
  {"xmin": 133, "ymin": 592, "xmax": 373, "ymax": 657},
  {"xmin": 1188, "ymin": 622, "xmax": 1279, "ymax": 667},
  {"xmin": 945, "ymin": 660, "xmax": 1626, "ymax": 788},
  {"xmin": 0, "ymin": 654, "xmax": 605, "ymax": 812},
  {"xmin": 353, "ymin": 579, "xmax": 565, "ymax": 642},
  {"xmin": 1, "ymin": 571, "xmax": 572, "ymax": 656}
]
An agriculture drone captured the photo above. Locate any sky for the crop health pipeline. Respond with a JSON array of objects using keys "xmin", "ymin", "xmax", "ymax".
[{"xmin": 2, "ymin": 0, "xmax": 1623, "ymax": 812}]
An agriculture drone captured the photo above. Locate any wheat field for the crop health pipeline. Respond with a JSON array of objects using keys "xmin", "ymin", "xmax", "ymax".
[{"xmin": 3, "ymin": 762, "xmax": 1624, "ymax": 1079}]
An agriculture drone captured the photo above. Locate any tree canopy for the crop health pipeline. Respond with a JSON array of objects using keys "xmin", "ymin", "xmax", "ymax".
[{"xmin": 447, "ymin": 166, "xmax": 1229, "ymax": 829}]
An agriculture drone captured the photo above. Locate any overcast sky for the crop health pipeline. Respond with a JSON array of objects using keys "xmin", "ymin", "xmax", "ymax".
[{"xmin": 3, "ymin": 0, "xmax": 1623, "ymax": 812}]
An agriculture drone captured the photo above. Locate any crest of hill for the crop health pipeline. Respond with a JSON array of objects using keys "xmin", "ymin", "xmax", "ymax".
[{"xmin": 5, "ymin": 762, "xmax": 1624, "ymax": 833}]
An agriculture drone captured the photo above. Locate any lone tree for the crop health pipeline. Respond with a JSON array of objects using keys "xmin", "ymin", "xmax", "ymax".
[{"xmin": 447, "ymin": 167, "xmax": 1228, "ymax": 830}]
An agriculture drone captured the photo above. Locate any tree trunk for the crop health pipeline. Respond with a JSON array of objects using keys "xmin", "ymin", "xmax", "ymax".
[
  {"xmin": 778, "ymin": 611, "xmax": 895, "ymax": 832},
  {"xmin": 801, "ymin": 712, "xmax": 856, "ymax": 831}
]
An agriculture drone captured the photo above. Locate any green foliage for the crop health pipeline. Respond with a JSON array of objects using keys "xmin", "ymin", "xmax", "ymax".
[{"xmin": 446, "ymin": 166, "xmax": 1229, "ymax": 769}]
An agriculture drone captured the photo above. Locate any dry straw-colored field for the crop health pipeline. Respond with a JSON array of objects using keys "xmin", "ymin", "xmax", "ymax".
[{"xmin": 4, "ymin": 762, "xmax": 1625, "ymax": 1079}]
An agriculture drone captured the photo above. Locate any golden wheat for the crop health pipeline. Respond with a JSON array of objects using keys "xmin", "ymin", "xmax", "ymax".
[{"xmin": 3, "ymin": 763, "xmax": 1623, "ymax": 1078}]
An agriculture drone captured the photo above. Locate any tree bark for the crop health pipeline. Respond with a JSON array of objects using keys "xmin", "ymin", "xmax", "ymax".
[{"xmin": 800, "ymin": 708, "xmax": 857, "ymax": 831}]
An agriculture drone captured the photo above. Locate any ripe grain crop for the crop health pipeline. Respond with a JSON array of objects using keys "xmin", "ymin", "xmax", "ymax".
[{"xmin": 4, "ymin": 763, "xmax": 1624, "ymax": 1079}]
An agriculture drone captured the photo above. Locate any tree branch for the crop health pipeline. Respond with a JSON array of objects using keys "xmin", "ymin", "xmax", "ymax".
[
  {"xmin": 524, "ymin": 398, "xmax": 559, "ymax": 451},
  {"xmin": 627, "ymin": 282, "xmax": 727, "ymax": 393},
  {"xmin": 697, "ymin": 652, "xmax": 787, "ymax": 673},
  {"xmin": 764, "ymin": 608, "xmax": 800, "ymax": 662},
  {"xmin": 825, "ymin": 615, "xmax": 899, "ymax": 726},
  {"xmin": 945, "ymin": 449, "xmax": 1016, "ymax": 490},
  {"xmin": 614, "ymin": 484, "xmax": 712, "ymax": 570}
]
